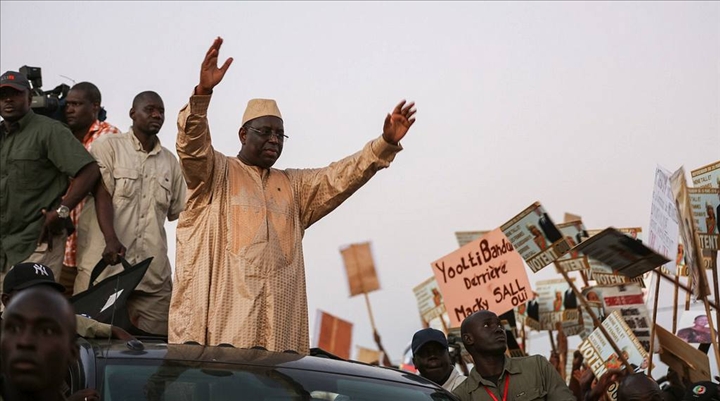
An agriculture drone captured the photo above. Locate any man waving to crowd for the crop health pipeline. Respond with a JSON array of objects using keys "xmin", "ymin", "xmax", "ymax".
[{"xmin": 169, "ymin": 37, "xmax": 416, "ymax": 353}]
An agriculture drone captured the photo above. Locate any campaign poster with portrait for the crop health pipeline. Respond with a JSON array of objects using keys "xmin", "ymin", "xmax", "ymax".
[
  {"xmin": 579, "ymin": 286, "xmax": 605, "ymax": 339},
  {"xmin": 412, "ymin": 276, "xmax": 451, "ymax": 331},
  {"xmin": 431, "ymin": 228, "xmax": 531, "ymax": 328},
  {"xmin": 578, "ymin": 310, "xmax": 649, "ymax": 380},
  {"xmin": 500, "ymin": 202, "xmax": 571, "ymax": 273},
  {"xmin": 555, "ymin": 220, "xmax": 591, "ymax": 272},
  {"xmin": 675, "ymin": 303, "xmax": 716, "ymax": 344},
  {"xmin": 688, "ymin": 187, "xmax": 720, "ymax": 251},
  {"xmin": 535, "ymin": 278, "xmax": 580, "ymax": 331}
]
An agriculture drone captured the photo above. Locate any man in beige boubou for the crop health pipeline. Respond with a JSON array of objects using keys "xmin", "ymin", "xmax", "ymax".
[{"xmin": 169, "ymin": 37, "xmax": 416, "ymax": 353}]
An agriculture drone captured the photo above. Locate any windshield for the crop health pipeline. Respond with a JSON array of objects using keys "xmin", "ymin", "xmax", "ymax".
[{"xmin": 100, "ymin": 360, "xmax": 455, "ymax": 401}]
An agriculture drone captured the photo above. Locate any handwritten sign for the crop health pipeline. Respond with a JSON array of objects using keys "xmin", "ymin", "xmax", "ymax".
[
  {"xmin": 431, "ymin": 228, "xmax": 531, "ymax": 328},
  {"xmin": 500, "ymin": 202, "xmax": 570, "ymax": 272},
  {"xmin": 687, "ymin": 188, "xmax": 720, "ymax": 250},
  {"xmin": 340, "ymin": 242, "xmax": 380, "ymax": 297},
  {"xmin": 648, "ymin": 166, "xmax": 680, "ymax": 274},
  {"xmin": 556, "ymin": 220, "xmax": 591, "ymax": 272},
  {"xmin": 314, "ymin": 310, "xmax": 353, "ymax": 359},
  {"xmin": 574, "ymin": 228, "xmax": 670, "ymax": 279},
  {"xmin": 455, "ymin": 231, "xmax": 489, "ymax": 248},
  {"xmin": 579, "ymin": 310, "xmax": 649, "ymax": 380},
  {"xmin": 670, "ymin": 168, "xmax": 710, "ymax": 298}
]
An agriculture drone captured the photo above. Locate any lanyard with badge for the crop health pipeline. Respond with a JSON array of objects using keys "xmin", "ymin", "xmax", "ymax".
[{"xmin": 484, "ymin": 376, "xmax": 510, "ymax": 401}]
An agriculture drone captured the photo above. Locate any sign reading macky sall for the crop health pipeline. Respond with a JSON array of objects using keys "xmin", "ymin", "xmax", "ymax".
[
  {"xmin": 574, "ymin": 228, "xmax": 670, "ymax": 279},
  {"xmin": 431, "ymin": 228, "xmax": 531, "ymax": 327},
  {"xmin": 500, "ymin": 202, "xmax": 570, "ymax": 273}
]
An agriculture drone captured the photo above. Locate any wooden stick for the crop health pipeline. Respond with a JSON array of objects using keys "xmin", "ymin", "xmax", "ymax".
[
  {"xmin": 701, "ymin": 294, "xmax": 720, "ymax": 373},
  {"xmin": 672, "ymin": 273, "xmax": 680, "ymax": 333},
  {"xmin": 555, "ymin": 263, "xmax": 633, "ymax": 371},
  {"xmin": 548, "ymin": 330, "xmax": 557, "ymax": 353},
  {"xmin": 657, "ymin": 270, "xmax": 720, "ymax": 310},
  {"xmin": 648, "ymin": 269, "xmax": 662, "ymax": 377},
  {"xmin": 363, "ymin": 292, "xmax": 377, "ymax": 333},
  {"xmin": 684, "ymin": 271, "xmax": 693, "ymax": 311},
  {"xmin": 710, "ymin": 252, "xmax": 720, "ymax": 337}
]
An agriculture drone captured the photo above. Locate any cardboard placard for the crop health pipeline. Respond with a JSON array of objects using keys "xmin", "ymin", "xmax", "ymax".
[
  {"xmin": 500, "ymin": 202, "xmax": 571, "ymax": 272},
  {"xmin": 574, "ymin": 228, "xmax": 670, "ymax": 279},
  {"xmin": 314, "ymin": 310, "xmax": 353, "ymax": 359},
  {"xmin": 355, "ymin": 346, "xmax": 384, "ymax": 364},
  {"xmin": 455, "ymin": 231, "xmax": 489, "ymax": 248},
  {"xmin": 670, "ymin": 168, "xmax": 710, "ymax": 298},
  {"xmin": 688, "ymin": 188, "xmax": 720, "ymax": 250},
  {"xmin": 656, "ymin": 324, "xmax": 712, "ymax": 383},
  {"xmin": 648, "ymin": 166, "xmax": 680, "ymax": 274},
  {"xmin": 556, "ymin": 220, "xmax": 591, "ymax": 272},
  {"xmin": 578, "ymin": 310, "xmax": 649, "ymax": 380},
  {"xmin": 601, "ymin": 283, "xmax": 659, "ymax": 352},
  {"xmin": 412, "ymin": 276, "xmax": 449, "ymax": 327},
  {"xmin": 431, "ymin": 228, "xmax": 531, "ymax": 328},
  {"xmin": 340, "ymin": 242, "xmax": 380, "ymax": 297}
]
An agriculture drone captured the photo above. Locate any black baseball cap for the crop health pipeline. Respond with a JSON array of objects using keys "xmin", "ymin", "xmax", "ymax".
[
  {"xmin": 2, "ymin": 262, "xmax": 65, "ymax": 294},
  {"xmin": 411, "ymin": 328, "xmax": 448, "ymax": 355},
  {"xmin": 683, "ymin": 382, "xmax": 720, "ymax": 401},
  {"xmin": 0, "ymin": 71, "xmax": 31, "ymax": 91}
]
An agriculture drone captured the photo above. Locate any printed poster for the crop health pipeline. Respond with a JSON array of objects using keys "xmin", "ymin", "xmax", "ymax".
[
  {"xmin": 675, "ymin": 303, "xmax": 716, "ymax": 344},
  {"xmin": 691, "ymin": 160, "xmax": 720, "ymax": 189},
  {"xmin": 500, "ymin": 202, "xmax": 571, "ymax": 273},
  {"xmin": 688, "ymin": 187, "xmax": 720, "ymax": 250},
  {"xmin": 578, "ymin": 310, "xmax": 649, "ymax": 380},
  {"xmin": 535, "ymin": 278, "xmax": 580, "ymax": 331},
  {"xmin": 575, "ymin": 228, "xmax": 669, "ymax": 279},
  {"xmin": 601, "ymin": 283, "xmax": 659, "ymax": 352},
  {"xmin": 455, "ymin": 231, "xmax": 489, "ymax": 248},
  {"xmin": 412, "ymin": 276, "xmax": 450, "ymax": 330},
  {"xmin": 670, "ymin": 168, "xmax": 710, "ymax": 298},
  {"xmin": 431, "ymin": 228, "xmax": 531, "ymax": 328},
  {"xmin": 555, "ymin": 220, "xmax": 591, "ymax": 272},
  {"xmin": 648, "ymin": 165, "xmax": 680, "ymax": 274}
]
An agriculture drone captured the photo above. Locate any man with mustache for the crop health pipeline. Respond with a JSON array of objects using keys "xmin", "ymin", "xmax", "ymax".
[
  {"xmin": 0, "ymin": 71, "xmax": 100, "ymax": 291},
  {"xmin": 0, "ymin": 286, "xmax": 77, "ymax": 401},
  {"xmin": 412, "ymin": 328, "xmax": 466, "ymax": 391},
  {"xmin": 453, "ymin": 310, "xmax": 574, "ymax": 401},
  {"xmin": 169, "ymin": 37, "xmax": 416, "ymax": 353},
  {"xmin": 75, "ymin": 91, "xmax": 187, "ymax": 336}
]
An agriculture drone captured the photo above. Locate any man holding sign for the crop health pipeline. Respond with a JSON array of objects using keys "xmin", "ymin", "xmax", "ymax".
[{"xmin": 453, "ymin": 311, "xmax": 574, "ymax": 401}]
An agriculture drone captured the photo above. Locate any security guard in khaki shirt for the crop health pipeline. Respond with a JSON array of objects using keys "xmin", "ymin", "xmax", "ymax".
[{"xmin": 453, "ymin": 310, "xmax": 575, "ymax": 401}]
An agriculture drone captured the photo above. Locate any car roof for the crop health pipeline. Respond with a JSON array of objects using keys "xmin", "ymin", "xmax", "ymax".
[{"xmin": 79, "ymin": 338, "xmax": 440, "ymax": 390}]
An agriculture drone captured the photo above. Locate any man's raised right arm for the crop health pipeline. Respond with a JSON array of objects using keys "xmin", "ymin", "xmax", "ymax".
[{"xmin": 176, "ymin": 36, "xmax": 233, "ymax": 195}]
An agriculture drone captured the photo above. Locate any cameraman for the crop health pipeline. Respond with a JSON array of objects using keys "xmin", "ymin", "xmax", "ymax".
[
  {"xmin": 0, "ymin": 71, "xmax": 100, "ymax": 288},
  {"xmin": 411, "ymin": 328, "xmax": 466, "ymax": 391}
]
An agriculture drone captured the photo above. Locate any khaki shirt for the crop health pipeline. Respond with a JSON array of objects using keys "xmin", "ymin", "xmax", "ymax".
[
  {"xmin": 169, "ymin": 93, "xmax": 401, "ymax": 353},
  {"xmin": 76, "ymin": 129, "xmax": 186, "ymax": 293},
  {"xmin": 453, "ymin": 356, "xmax": 576, "ymax": 401},
  {"xmin": 0, "ymin": 111, "xmax": 95, "ymax": 269}
]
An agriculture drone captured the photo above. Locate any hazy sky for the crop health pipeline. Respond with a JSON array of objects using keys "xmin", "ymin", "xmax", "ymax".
[{"xmin": 2, "ymin": 1, "xmax": 718, "ymax": 369}]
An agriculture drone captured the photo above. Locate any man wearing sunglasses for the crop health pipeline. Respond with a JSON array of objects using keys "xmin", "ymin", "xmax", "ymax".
[{"xmin": 170, "ymin": 37, "xmax": 416, "ymax": 354}]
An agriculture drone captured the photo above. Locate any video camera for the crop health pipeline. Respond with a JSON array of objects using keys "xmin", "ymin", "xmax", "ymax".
[{"xmin": 19, "ymin": 65, "xmax": 70, "ymax": 122}]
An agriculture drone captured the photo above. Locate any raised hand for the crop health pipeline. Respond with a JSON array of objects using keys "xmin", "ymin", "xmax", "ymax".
[
  {"xmin": 197, "ymin": 37, "xmax": 234, "ymax": 95},
  {"xmin": 382, "ymin": 100, "xmax": 416, "ymax": 145}
]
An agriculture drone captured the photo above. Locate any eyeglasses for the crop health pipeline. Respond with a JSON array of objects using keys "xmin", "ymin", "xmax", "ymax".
[{"xmin": 246, "ymin": 126, "xmax": 288, "ymax": 142}]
